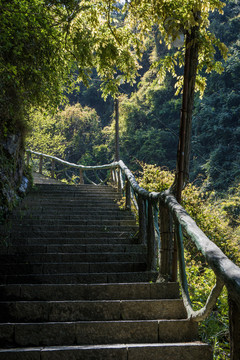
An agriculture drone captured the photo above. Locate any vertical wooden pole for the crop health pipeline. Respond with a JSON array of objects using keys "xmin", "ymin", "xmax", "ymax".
[
  {"xmin": 115, "ymin": 98, "xmax": 120, "ymax": 162},
  {"xmin": 79, "ymin": 169, "xmax": 84, "ymax": 184},
  {"xmin": 174, "ymin": 23, "xmax": 199, "ymax": 203},
  {"xmin": 229, "ymin": 295, "xmax": 240, "ymax": 360},
  {"xmin": 172, "ymin": 233, "xmax": 178, "ymax": 282},
  {"xmin": 171, "ymin": 22, "xmax": 199, "ymax": 280},
  {"xmin": 39, "ymin": 155, "xmax": 43, "ymax": 174},
  {"xmin": 113, "ymin": 169, "xmax": 117, "ymax": 187},
  {"xmin": 51, "ymin": 159, "xmax": 55, "ymax": 179},
  {"xmin": 159, "ymin": 202, "xmax": 174, "ymax": 280},
  {"xmin": 125, "ymin": 179, "xmax": 131, "ymax": 210},
  {"xmin": 147, "ymin": 200, "xmax": 157, "ymax": 271},
  {"xmin": 138, "ymin": 194, "xmax": 146, "ymax": 245},
  {"xmin": 117, "ymin": 168, "xmax": 122, "ymax": 194},
  {"xmin": 111, "ymin": 168, "xmax": 114, "ymax": 183}
]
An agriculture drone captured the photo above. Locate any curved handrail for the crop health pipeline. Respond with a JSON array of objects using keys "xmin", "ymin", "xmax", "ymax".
[
  {"xmin": 121, "ymin": 158, "xmax": 240, "ymax": 317},
  {"xmin": 162, "ymin": 191, "xmax": 240, "ymax": 307},
  {"xmin": 27, "ymin": 149, "xmax": 119, "ymax": 171},
  {"xmin": 27, "ymin": 149, "xmax": 240, "ymax": 299},
  {"xmin": 26, "ymin": 149, "xmax": 240, "ymax": 356}
]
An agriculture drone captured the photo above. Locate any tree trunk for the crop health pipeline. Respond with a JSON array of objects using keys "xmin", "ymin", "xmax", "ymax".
[
  {"xmin": 229, "ymin": 295, "xmax": 240, "ymax": 360},
  {"xmin": 171, "ymin": 19, "xmax": 200, "ymax": 278},
  {"xmin": 172, "ymin": 25, "xmax": 199, "ymax": 203},
  {"xmin": 115, "ymin": 98, "xmax": 120, "ymax": 162}
]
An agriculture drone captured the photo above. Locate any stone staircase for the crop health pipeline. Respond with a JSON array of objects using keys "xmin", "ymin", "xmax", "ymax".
[{"xmin": 0, "ymin": 174, "xmax": 212, "ymax": 359}]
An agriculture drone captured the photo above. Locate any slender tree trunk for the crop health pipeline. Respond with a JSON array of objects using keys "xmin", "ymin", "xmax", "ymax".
[
  {"xmin": 115, "ymin": 98, "xmax": 120, "ymax": 161},
  {"xmin": 171, "ymin": 20, "xmax": 200, "ymax": 279},
  {"xmin": 172, "ymin": 25, "xmax": 199, "ymax": 203}
]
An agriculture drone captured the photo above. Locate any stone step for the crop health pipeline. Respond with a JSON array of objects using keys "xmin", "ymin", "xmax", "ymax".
[
  {"xmin": 0, "ymin": 282, "xmax": 180, "ymax": 301},
  {"xmin": 10, "ymin": 212, "xmax": 134, "ymax": 220},
  {"xmin": 8, "ymin": 219, "xmax": 136, "ymax": 226},
  {"xmin": 9, "ymin": 237, "xmax": 138, "ymax": 245},
  {"xmin": 18, "ymin": 210, "xmax": 132, "ymax": 217},
  {"xmin": 12, "ymin": 209, "xmax": 132, "ymax": 218},
  {"xmin": 21, "ymin": 194, "xmax": 121, "ymax": 202},
  {"xmin": 33, "ymin": 184, "xmax": 118, "ymax": 190},
  {"xmin": 11, "ymin": 224, "xmax": 138, "ymax": 233},
  {"xmin": 0, "ymin": 271, "xmax": 158, "ymax": 285},
  {"xmin": 10, "ymin": 229, "xmax": 138, "ymax": 241},
  {"xmin": 0, "ymin": 299, "xmax": 187, "ymax": 322},
  {"xmin": 21, "ymin": 199, "xmax": 122, "ymax": 207},
  {"xmin": 27, "ymin": 193, "xmax": 120, "ymax": 200},
  {"xmin": 18, "ymin": 204, "xmax": 121, "ymax": 211},
  {"xmin": 33, "ymin": 184, "xmax": 118, "ymax": 191},
  {"xmin": 0, "ymin": 252, "xmax": 146, "ymax": 264},
  {"xmin": 29, "ymin": 187, "xmax": 119, "ymax": 193},
  {"xmin": 16, "ymin": 206, "xmax": 122, "ymax": 214},
  {"xmin": 0, "ymin": 262, "xmax": 147, "ymax": 275},
  {"xmin": 0, "ymin": 178, "xmax": 213, "ymax": 359},
  {"xmin": 0, "ymin": 343, "xmax": 213, "ymax": 360},
  {"xmin": 27, "ymin": 188, "xmax": 120, "ymax": 194},
  {"xmin": 10, "ymin": 231, "xmax": 137, "ymax": 241},
  {"xmin": 0, "ymin": 319, "xmax": 199, "ymax": 347},
  {"xmin": 21, "ymin": 193, "xmax": 120, "ymax": 199},
  {"xmin": 0, "ymin": 243, "xmax": 146, "ymax": 255}
]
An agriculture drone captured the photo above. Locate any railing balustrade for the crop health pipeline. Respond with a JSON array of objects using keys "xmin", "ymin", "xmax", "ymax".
[{"xmin": 26, "ymin": 149, "xmax": 240, "ymax": 359}]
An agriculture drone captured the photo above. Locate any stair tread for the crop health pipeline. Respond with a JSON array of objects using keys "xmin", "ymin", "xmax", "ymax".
[{"xmin": 0, "ymin": 181, "xmax": 212, "ymax": 358}]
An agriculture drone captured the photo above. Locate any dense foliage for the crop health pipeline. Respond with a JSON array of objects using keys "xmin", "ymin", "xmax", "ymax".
[
  {"xmin": 27, "ymin": 104, "xmax": 108, "ymax": 166},
  {"xmin": 0, "ymin": 0, "xmax": 138, "ymax": 215},
  {"xmin": 58, "ymin": 1, "xmax": 239, "ymax": 193},
  {"xmin": 100, "ymin": 0, "xmax": 239, "ymax": 191}
]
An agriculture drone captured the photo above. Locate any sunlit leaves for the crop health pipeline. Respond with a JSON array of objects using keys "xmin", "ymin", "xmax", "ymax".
[
  {"xmin": 27, "ymin": 104, "xmax": 103, "ymax": 164},
  {"xmin": 124, "ymin": 0, "xmax": 228, "ymax": 95}
]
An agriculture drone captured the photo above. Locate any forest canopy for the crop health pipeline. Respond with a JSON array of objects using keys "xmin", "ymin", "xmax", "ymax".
[
  {"xmin": 27, "ymin": 0, "xmax": 240, "ymax": 192},
  {"xmin": 1, "ymin": 0, "xmax": 239, "ymax": 213}
]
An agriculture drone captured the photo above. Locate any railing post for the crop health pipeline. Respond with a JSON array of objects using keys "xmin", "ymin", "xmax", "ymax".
[
  {"xmin": 172, "ymin": 233, "xmax": 178, "ymax": 282},
  {"xmin": 39, "ymin": 155, "xmax": 43, "ymax": 174},
  {"xmin": 117, "ymin": 167, "xmax": 122, "ymax": 194},
  {"xmin": 138, "ymin": 194, "xmax": 146, "ymax": 245},
  {"xmin": 79, "ymin": 169, "xmax": 84, "ymax": 184},
  {"xmin": 51, "ymin": 159, "xmax": 55, "ymax": 179},
  {"xmin": 111, "ymin": 168, "xmax": 115, "ymax": 183},
  {"xmin": 229, "ymin": 295, "xmax": 240, "ymax": 360},
  {"xmin": 147, "ymin": 199, "xmax": 157, "ymax": 271},
  {"xmin": 159, "ymin": 201, "xmax": 174, "ymax": 281},
  {"xmin": 125, "ymin": 179, "xmax": 131, "ymax": 210}
]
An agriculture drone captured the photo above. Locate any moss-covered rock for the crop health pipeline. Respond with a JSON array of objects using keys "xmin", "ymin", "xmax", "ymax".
[{"xmin": 0, "ymin": 129, "xmax": 31, "ymax": 221}]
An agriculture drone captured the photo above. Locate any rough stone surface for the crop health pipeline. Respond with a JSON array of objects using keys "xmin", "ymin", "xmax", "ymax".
[{"xmin": 0, "ymin": 179, "xmax": 212, "ymax": 358}]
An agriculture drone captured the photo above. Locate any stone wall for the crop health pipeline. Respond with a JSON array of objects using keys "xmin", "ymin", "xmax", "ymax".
[{"xmin": 0, "ymin": 130, "xmax": 29, "ymax": 220}]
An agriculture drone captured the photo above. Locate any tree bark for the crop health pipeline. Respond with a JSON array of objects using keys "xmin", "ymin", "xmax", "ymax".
[
  {"xmin": 171, "ymin": 18, "xmax": 200, "ymax": 280},
  {"xmin": 115, "ymin": 98, "xmax": 120, "ymax": 162},
  {"xmin": 172, "ymin": 24, "xmax": 199, "ymax": 203},
  {"xmin": 229, "ymin": 295, "xmax": 240, "ymax": 360}
]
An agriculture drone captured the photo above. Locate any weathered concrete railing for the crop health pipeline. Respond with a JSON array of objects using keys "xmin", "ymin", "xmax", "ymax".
[{"xmin": 26, "ymin": 150, "xmax": 240, "ymax": 359}]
